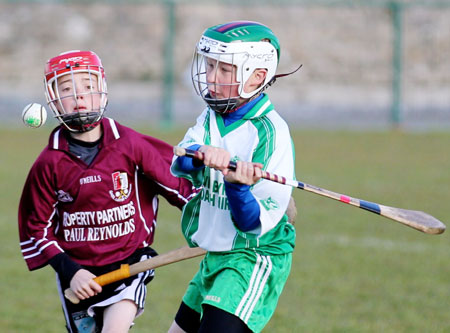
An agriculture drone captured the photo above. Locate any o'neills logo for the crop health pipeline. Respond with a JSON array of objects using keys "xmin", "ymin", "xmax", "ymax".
[{"xmin": 109, "ymin": 171, "xmax": 132, "ymax": 202}]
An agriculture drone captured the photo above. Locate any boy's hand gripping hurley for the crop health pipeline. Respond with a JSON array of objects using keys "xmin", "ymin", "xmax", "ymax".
[
  {"xmin": 64, "ymin": 246, "xmax": 206, "ymax": 304},
  {"xmin": 173, "ymin": 146, "xmax": 445, "ymax": 235}
]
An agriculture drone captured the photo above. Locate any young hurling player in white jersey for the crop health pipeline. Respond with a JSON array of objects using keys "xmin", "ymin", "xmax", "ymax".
[{"xmin": 169, "ymin": 21, "xmax": 298, "ymax": 333}]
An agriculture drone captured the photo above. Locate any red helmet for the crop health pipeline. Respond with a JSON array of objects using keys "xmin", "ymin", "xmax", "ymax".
[{"xmin": 44, "ymin": 50, "xmax": 108, "ymax": 132}]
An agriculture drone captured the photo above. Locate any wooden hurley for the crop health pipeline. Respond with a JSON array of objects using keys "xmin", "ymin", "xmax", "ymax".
[
  {"xmin": 173, "ymin": 146, "xmax": 446, "ymax": 235},
  {"xmin": 65, "ymin": 246, "xmax": 206, "ymax": 304}
]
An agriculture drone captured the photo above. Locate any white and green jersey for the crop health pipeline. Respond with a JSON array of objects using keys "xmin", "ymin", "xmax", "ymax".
[{"xmin": 172, "ymin": 94, "xmax": 296, "ymax": 254}]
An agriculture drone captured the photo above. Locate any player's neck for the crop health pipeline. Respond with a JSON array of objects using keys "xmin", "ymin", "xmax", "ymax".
[{"xmin": 70, "ymin": 125, "xmax": 102, "ymax": 143}]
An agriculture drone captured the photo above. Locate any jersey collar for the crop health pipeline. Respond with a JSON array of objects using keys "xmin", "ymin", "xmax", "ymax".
[{"xmin": 49, "ymin": 117, "xmax": 120, "ymax": 151}]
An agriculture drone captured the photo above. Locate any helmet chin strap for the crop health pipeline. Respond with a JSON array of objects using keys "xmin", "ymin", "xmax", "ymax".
[{"xmin": 262, "ymin": 64, "xmax": 303, "ymax": 93}]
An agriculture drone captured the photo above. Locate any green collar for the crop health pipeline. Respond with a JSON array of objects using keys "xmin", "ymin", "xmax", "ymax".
[{"xmin": 215, "ymin": 94, "xmax": 274, "ymax": 136}]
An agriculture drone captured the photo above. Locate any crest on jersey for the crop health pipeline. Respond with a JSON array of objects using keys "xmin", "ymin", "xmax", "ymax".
[
  {"xmin": 260, "ymin": 196, "xmax": 280, "ymax": 211},
  {"xmin": 57, "ymin": 190, "xmax": 73, "ymax": 202},
  {"xmin": 109, "ymin": 171, "xmax": 132, "ymax": 202}
]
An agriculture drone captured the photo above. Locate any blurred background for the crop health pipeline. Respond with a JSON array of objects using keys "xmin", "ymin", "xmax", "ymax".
[
  {"xmin": 1, "ymin": 1, "xmax": 449, "ymax": 332},
  {"xmin": 1, "ymin": 0, "xmax": 449, "ymax": 130}
]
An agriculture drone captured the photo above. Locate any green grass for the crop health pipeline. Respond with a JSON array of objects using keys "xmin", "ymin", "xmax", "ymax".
[{"xmin": 1, "ymin": 127, "xmax": 449, "ymax": 332}]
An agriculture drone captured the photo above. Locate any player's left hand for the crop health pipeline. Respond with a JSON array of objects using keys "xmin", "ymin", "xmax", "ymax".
[
  {"xmin": 70, "ymin": 269, "xmax": 102, "ymax": 300},
  {"xmin": 198, "ymin": 145, "xmax": 230, "ymax": 172},
  {"xmin": 224, "ymin": 161, "xmax": 263, "ymax": 185}
]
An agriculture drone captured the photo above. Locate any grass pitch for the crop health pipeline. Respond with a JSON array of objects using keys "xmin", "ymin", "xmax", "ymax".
[{"xmin": 1, "ymin": 126, "xmax": 449, "ymax": 332}]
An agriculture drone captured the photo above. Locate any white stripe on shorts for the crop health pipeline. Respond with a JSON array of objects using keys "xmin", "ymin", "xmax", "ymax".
[
  {"xmin": 235, "ymin": 253, "xmax": 273, "ymax": 323},
  {"xmin": 87, "ymin": 265, "xmax": 153, "ymax": 318}
]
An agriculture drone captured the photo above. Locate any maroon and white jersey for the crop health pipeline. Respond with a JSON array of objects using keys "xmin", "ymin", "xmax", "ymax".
[{"xmin": 19, "ymin": 117, "xmax": 196, "ymax": 270}]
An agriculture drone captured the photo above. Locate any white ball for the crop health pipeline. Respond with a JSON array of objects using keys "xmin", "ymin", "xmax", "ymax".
[{"xmin": 22, "ymin": 103, "xmax": 47, "ymax": 128}]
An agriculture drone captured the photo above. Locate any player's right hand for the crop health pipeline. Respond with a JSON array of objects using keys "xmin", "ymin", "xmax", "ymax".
[
  {"xmin": 70, "ymin": 269, "xmax": 102, "ymax": 300},
  {"xmin": 224, "ymin": 161, "xmax": 263, "ymax": 185}
]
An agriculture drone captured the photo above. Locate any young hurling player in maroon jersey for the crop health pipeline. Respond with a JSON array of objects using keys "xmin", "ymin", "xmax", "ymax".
[{"xmin": 18, "ymin": 50, "xmax": 197, "ymax": 332}]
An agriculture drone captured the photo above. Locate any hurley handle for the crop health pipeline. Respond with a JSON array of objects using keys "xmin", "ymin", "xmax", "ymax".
[
  {"xmin": 64, "ymin": 264, "xmax": 131, "ymax": 304},
  {"xmin": 64, "ymin": 246, "xmax": 206, "ymax": 304}
]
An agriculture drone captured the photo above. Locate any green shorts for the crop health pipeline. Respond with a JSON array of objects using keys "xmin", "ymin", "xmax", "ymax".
[{"xmin": 182, "ymin": 248, "xmax": 292, "ymax": 333}]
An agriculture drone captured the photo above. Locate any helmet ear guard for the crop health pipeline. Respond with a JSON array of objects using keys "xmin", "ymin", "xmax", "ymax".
[
  {"xmin": 44, "ymin": 50, "xmax": 108, "ymax": 132},
  {"xmin": 226, "ymin": 40, "xmax": 278, "ymax": 99}
]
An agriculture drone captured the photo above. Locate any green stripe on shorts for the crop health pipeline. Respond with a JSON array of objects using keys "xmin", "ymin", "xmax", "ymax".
[{"xmin": 182, "ymin": 249, "xmax": 292, "ymax": 332}]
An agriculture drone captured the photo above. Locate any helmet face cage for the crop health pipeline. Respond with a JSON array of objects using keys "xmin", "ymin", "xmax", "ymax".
[
  {"xmin": 191, "ymin": 50, "xmax": 242, "ymax": 114},
  {"xmin": 44, "ymin": 50, "xmax": 108, "ymax": 132},
  {"xmin": 191, "ymin": 21, "xmax": 279, "ymax": 114}
]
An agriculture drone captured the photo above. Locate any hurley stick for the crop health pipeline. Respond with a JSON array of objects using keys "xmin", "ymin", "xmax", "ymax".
[
  {"xmin": 65, "ymin": 246, "xmax": 206, "ymax": 304},
  {"xmin": 173, "ymin": 146, "xmax": 446, "ymax": 235}
]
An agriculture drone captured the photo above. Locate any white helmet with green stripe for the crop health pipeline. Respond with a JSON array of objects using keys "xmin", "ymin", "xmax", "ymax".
[{"xmin": 191, "ymin": 21, "xmax": 280, "ymax": 113}]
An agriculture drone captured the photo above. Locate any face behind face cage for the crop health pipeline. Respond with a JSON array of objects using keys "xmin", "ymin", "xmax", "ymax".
[
  {"xmin": 46, "ymin": 67, "xmax": 107, "ymax": 133},
  {"xmin": 191, "ymin": 52, "xmax": 244, "ymax": 114}
]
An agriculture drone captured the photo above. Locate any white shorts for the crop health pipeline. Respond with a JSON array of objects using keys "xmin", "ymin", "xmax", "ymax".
[{"xmin": 55, "ymin": 247, "xmax": 157, "ymax": 333}]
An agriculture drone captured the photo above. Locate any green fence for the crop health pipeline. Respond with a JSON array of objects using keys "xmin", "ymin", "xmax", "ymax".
[
  {"xmin": 2, "ymin": 0, "xmax": 449, "ymax": 129},
  {"xmin": 157, "ymin": 0, "xmax": 450, "ymax": 128}
]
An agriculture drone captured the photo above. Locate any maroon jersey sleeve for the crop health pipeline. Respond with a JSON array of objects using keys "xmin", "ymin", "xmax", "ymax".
[
  {"xmin": 127, "ymin": 129, "xmax": 197, "ymax": 208},
  {"xmin": 18, "ymin": 149, "xmax": 64, "ymax": 271}
]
